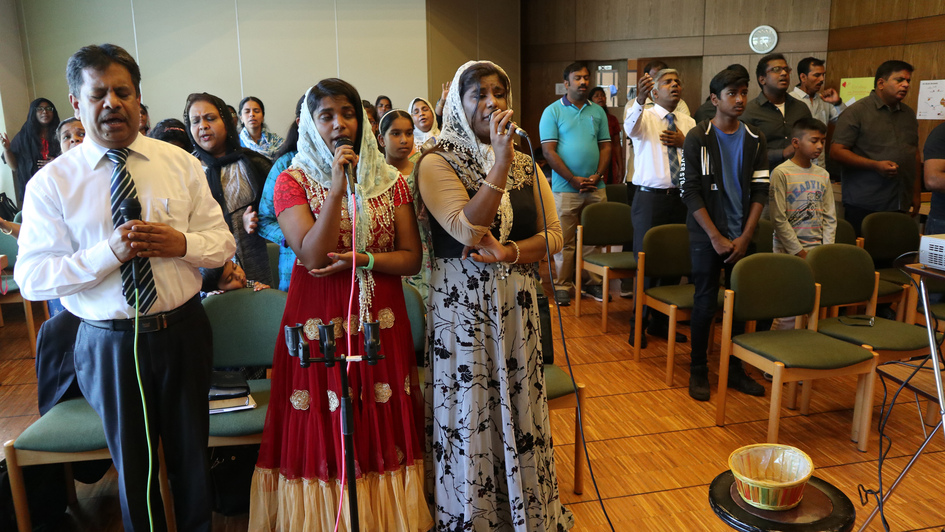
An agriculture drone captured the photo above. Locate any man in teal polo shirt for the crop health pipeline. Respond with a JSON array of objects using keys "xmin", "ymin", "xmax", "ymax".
[{"xmin": 540, "ymin": 61, "xmax": 612, "ymax": 306}]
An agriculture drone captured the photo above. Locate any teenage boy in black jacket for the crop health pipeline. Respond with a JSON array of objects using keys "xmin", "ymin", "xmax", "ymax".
[{"xmin": 679, "ymin": 69, "xmax": 770, "ymax": 401}]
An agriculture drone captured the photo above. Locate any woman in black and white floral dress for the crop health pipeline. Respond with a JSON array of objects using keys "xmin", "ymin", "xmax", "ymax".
[{"xmin": 417, "ymin": 60, "xmax": 573, "ymax": 531}]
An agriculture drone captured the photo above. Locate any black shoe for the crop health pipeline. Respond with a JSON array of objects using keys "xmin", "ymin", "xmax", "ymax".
[
  {"xmin": 728, "ymin": 369, "xmax": 765, "ymax": 397},
  {"xmin": 628, "ymin": 323, "xmax": 648, "ymax": 349},
  {"xmin": 689, "ymin": 366, "xmax": 710, "ymax": 401},
  {"xmin": 554, "ymin": 289, "xmax": 570, "ymax": 307},
  {"xmin": 619, "ymin": 279, "xmax": 634, "ymax": 298},
  {"xmin": 646, "ymin": 324, "xmax": 688, "ymax": 343},
  {"xmin": 583, "ymin": 284, "xmax": 604, "ymax": 302}
]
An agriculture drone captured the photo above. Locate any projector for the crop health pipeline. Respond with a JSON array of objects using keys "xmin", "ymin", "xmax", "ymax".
[{"xmin": 919, "ymin": 234, "xmax": 945, "ymax": 269}]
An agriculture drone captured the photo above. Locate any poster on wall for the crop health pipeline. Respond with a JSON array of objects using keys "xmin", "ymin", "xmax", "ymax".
[
  {"xmin": 839, "ymin": 77, "xmax": 873, "ymax": 106},
  {"xmin": 917, "ymin": 80, "xmax": 945, "ymax": 120}
]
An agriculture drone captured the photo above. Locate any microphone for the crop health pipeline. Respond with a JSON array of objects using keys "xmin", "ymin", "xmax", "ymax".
[
  {"xmin": 491, "ymin": 110, "xmax": 528, "ymax": 137},
  {"xmin": 119, "ymin": 198, "xmax": 142, "ymax": 294},
  {"xmin": 333, "ymin": 138, "xmax": 357, "ymax": 195}
]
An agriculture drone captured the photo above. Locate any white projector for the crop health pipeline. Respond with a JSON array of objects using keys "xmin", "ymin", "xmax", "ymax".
[{"xmin": 919, "ymin": 234, "xmax": 945, "ymax": 270}]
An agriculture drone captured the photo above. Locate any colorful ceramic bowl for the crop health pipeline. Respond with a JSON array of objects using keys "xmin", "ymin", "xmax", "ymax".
[{"xmin": 728, "ymin": 444, "xmax": 814, "ymax": 511}]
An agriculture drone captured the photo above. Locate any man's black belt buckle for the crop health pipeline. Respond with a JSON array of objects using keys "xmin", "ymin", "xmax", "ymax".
[
  {"xmin": 639, "ymin": 186, "xmax": 679, "ymax": 195},
  {"xmin": 83, "ymin": 296, "xmax": 196, "ymax": 333}
]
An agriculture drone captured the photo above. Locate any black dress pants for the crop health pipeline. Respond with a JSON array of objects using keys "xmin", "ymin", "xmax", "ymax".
[
  {"xmin": 631, "ymin": 188, "xmax": 688, "ymax": 327},
  {"xmin": 74, "ymin": 298, "xmax": 213, "ymax": 532}
]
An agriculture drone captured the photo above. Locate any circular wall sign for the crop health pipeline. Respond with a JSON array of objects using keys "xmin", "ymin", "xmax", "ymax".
[{"xmin": 749, "ymin": 25, "xmax": 778, "ymax": 54}]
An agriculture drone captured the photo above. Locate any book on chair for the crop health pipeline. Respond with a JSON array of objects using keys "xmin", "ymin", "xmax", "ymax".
[{"xmin": 209, "ymin": 370, "xmax": 250, "ymax": 400}]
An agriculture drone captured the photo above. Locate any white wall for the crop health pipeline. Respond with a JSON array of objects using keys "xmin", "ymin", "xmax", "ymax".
[
  {"xmin": 0, "ymin": 0, "xmax": 30, "ymax": 198},
  {"xmin": 11, "ymin": 0, "xmax": 428, "ymax": 142}
]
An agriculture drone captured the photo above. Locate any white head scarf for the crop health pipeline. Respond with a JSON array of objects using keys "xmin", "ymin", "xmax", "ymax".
[
  {"xmin": 436, "ymin": 60, "xmax": 515, "ymax": 243},
  {"xmin": 409, "ymin": 97, "xmax": 441, "ymax": 151}
]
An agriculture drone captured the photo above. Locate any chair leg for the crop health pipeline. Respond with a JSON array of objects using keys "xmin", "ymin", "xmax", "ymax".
[
  {"xmin": 633, "ymin": 293, "xmax": 644, "ymax": 362},
  {"xmin": 4, "ymin": 441, "xmax": 33, "ymax": 532},
  {"xmin": 63, "ymin": 462, "xmax": 78, "ymax": 505},
  {"xmin": 23, "ymin": 300, "xmax": 37, "ymax": 357},
  {"xmin": 716, "ymin": 338, "xmax": 733, "ymax": 426},
  {"xmin": 854, "ymin": 370, "xmax": 876, "ymax": 453},
  {"xmin": 573, "ymin": 384, "xmax": 586, "ymax": 495},
  {"xmin": 785, "ymin": 382, "xmax": 798, "ymax": 410},
  {"xmin": 926, "ymin": 401, "xmax": 940, "ymax": 427},
  {"xmin": 800, "ymin": 379, "xmax": 813, "ymax": 416},
  {"xmin": 665, "ymin": 306, "xmax": 678, "ymax": 386},
  {"xmin": 158, "ymin": 442, "xmax": 177, "ymax": 532},
  {"xmin": 42, "ymin": 301, "xmax": 50, "ymax": 321},
  {"xmin": 767, "ymin": 364, "xmax": 785, "ymax": 444},
  {"xmin": 601, "ymin": 268, "xmax": 610, "ymax": 333},
  {"xmin": 0, "ymin": 305, "xmax": 5, "ymax": 327}
]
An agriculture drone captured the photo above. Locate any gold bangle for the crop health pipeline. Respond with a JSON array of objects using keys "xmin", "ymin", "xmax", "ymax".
[
  {"xmin": 480, "ymin": 179, "xmax": 507, "ymax": 193},
  {"xmin": 509, "ymin": 240, "xmax": 520, "ymax": 264}
]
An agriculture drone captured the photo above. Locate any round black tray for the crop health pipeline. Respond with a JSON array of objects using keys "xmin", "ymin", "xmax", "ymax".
[{"xmin": 709, "ymin": 471, "xmax": 855, "ymax": 532}]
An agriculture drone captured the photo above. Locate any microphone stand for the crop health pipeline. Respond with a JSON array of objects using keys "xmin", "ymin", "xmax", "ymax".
[{"xmin": 284, "ymin": 320, "xmax": 384, "ymax": 532}]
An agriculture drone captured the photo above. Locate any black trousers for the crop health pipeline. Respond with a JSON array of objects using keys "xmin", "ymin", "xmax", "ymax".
[
  {"xmin": 689, "ymin": 240, "xmax": 752, "ymax": 371},
  {"xmin": 74, "ymin": 298, "xmax": 213, "ymax": 532},
  {"xmin": 631, "ymin": 188, "xmax": 687, "ymax": 327}
]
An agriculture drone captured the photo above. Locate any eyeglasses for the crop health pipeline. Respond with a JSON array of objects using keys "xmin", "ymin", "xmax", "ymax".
[
  {"xmin": 37, "ymin": 106, "xmax": 55, "ymax": 113},
  {"xmin": 767, "ymin": 66, "xmax": 792, "ymax": 74}
]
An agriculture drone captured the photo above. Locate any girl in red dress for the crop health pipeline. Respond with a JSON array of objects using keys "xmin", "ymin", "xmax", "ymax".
[{"xmin": 249, "ymin": 78, "xmax": 432, "ymax": 532}]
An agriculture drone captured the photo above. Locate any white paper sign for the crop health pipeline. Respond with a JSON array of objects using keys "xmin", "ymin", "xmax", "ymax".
[
  {"xmin": 555, "ymin": 83, "xmax": 566, "ymax": 95},
  {"xmin": 917, "ymin": 80, "xmax": 945, "ymax": 120}
]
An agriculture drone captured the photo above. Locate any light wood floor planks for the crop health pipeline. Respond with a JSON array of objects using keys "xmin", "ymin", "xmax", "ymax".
[{"xmin": 2, "ymin": 285, "xmax": 944, "ymax": 531}]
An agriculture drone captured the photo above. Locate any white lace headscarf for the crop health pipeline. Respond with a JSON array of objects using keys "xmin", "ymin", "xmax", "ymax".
[
  {"xmin": 437, "ymin": 60, "xmax": 515, "ymax": 243},
  {"xmin": 290, "ymin": 84, "xmax": 400, "ymax": 325},
  {"xmin": 409, "ymin": 97, "xmax": 441, "ymax": 150}
]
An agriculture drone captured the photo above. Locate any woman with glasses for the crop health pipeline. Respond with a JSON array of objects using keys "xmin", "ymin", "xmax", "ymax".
[
  {"xmin": 184, "ymin": 92, "xmax": 274, "ymax": 286},
  {"xmin": 1, "ymin": 98, "xmax": 61, "ymax": 207}
]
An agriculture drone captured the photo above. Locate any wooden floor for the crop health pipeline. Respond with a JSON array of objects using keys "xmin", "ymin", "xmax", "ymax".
[{"xmin": 2, "ymin": 289, "xmax": 945, "ymax": 531}]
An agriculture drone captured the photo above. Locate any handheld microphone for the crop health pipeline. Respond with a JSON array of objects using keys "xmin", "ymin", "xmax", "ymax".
[
  {"xmin": 119, "ymin": 198, "xmax": 142, "ymax": 291},
  {"xmin": 491, "ymin": 110, "xmax": 528, "ymax": 137},
  {"xmin": 333, "ymin": 138, "xmax": 357, "ymax": 195}
]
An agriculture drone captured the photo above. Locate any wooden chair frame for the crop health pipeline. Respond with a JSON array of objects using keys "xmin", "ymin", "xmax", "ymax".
[
  {"xmin": 574, "ymin": 224, "xmax": 635, "ymax": 332},
  {"xmin": 716, "ymin": 283, "xmax": 879, "ymax": 452},
  {"xmin": 547, "ymin": 379, "xmax": 586, "ymax": 495}
]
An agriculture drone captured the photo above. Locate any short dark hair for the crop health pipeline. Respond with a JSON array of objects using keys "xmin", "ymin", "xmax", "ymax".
[
  {"xmin": 643, "ymin": 60, "xmax": 668, "ymax": 75},
  {"xmin": 66, "ymin": 44, "xmax": 141, "ymax": 98},
  {"xmin": 725, "ymin": 64, "xmax": 750, "ymax": 80},
  {"xmin": 563, "ymin": 61, "xmax": 589, "ymax": 81},
  {"xmin": 874, "ymin": 60, "xmax": 914, "ymax": 87},
  {"xmin": 792, "ymin": 117, "xmax": 827, "ymax": 139},
  {"xmin": 183, "ymin": 92, "xmax": 240, "ymax": 155},
  {"xmin": 307, "ymin": 79, "xmax": 365, "ymax": 154},
  {"xmin": 149, "ymin": 118, "xmax": 191, "ymax": 150},
  {"xmin": 797, "ymin": 57, "xmax": 825, "ymax": 77},
  {"xmin": 200, "ymin": 265, "xmax": 224, "ymax": 293},
  {"xmin": 140, "ymin": 104, "xmax": 149, "ymax": 116},
  {"xmin": 362, "ymin": 100, "xmax": 378, "ymax": 123},
  {"xmin": 239, "ymin": 96, "xmax": 265, "ymax": 117},
  {"xmin": 588, "ymin": 86, "xmax": 606, "ymax": 101},
  {"xmin": 710, "ymin": 69, "xmax": 750, "ymax": 97},
  {"xmin": 756, "ymin": 53, "xmax": 787, "ymax": 87}
]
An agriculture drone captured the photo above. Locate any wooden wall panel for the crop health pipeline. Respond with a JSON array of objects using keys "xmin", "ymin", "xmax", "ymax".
[
  {"xmin": 704, "ymin": 30, "xmax": 828, "ymax": 55},
  {"xmin": 909, "ymin": 0, "xmax": 945, "ymax": 18},
  {"xmin": 522, "ymin": 0, "xmax": 574, "ymax": 46},
  {"xmin": 904, "ymin": 41, "xmax": 945, "ymax": 154},
  {"xmin": 705, "ymin": 0, "xmax": 829, "ymax": 35},
  {"xmin": 574, "ymin": 37, "xmax": 704, "ymax": 62},
  {"xmin": 521, "ymin": 61, "xmax": 571, "ymax": 141},
  {"xmin": 830, "ymin": 0, "xmax": 910, "ymax": 29},
  {"xmin": 576, "ymin": 0, "xmax": 704, "ymax": 42}
]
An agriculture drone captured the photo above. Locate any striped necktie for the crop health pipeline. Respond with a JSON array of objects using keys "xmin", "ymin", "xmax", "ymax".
[
  {"xmin": 666, "ymin": 113, "xmax": 681, "ymax": 187},
  {"xmin": 107, "ymin": 149, "xmax": 157, "ymax": 314}
]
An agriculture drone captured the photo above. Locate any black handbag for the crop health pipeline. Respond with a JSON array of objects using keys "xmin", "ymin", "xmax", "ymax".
[{"xmin": 0, "ymin": 193, "xmax": 17, "ymax": 222}]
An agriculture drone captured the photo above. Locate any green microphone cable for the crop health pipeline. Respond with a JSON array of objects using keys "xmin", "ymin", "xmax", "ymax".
[{"xmin": 131, "ymin": 285, "xmax": 155, "ymax": 532}]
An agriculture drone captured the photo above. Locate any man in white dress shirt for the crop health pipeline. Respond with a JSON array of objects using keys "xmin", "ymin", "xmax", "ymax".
[
  {"xmin": 15, "ymin": 44, "xmax": 234, "ymax": 532},
  {"xmin": 790, "ymin": 57, "xmax": 845, "ymax": 167},
  {"xmin": 624, "ymin": 68, "xmax": 696, "ymax": 347}
]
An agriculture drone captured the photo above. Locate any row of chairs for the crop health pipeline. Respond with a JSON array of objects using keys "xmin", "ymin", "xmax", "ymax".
[{"xmin": 5, "ymin": 280, "xmax": 587, "ymax": 530}]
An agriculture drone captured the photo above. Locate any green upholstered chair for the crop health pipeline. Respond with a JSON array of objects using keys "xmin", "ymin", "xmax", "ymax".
[
  {"xmin": 604, "ymin": 183, "xmax": 629, "ymax": 205},
  {"xmin": 13, "ymin": 211, "xmax": 22, "ymax": 223},
  {"xmin": 715, "ymin": 253, "xmax": 879, "ymax": 452},
  {"xmin": 266, "ymin": 241, "xmax": 280, "ymax": 289},
  {"xmin": 402, "ymin": 282, "xmax": 426, "ymax": 393},
  {"xmin": 4, "ymin": 403, "xmax": 174, "ymax": 532},
  {"xmin": 836, "ymin": 218, "xmax": 857, "ymax": 246},
  {"xmin": 809, "ymin": 244, "xmax": 936, "ymax": 365},
  {"xmin": 204, "ymin": 287, "xmax": 286, "ymax": 447},
  {"xmin": 861, "ymin": 212, "xmax": 920, "ymax": 287},
  {"xmin": 544, "ymin": 363, "xmax": 586, "ymax": 495},
  {"xmin": 632, "ymin": 224, "xmax": 722, "ymax": 384},
  {"xmin": 752, "ymin": 217, "xmax": 774, "ymax": 254},
  {"xmin": 575, "ymin": 202, "xmax": 636, "ymax": 332},
  {"xmin": 0, "ymin": 231, "xmax": 47, "ymax": 356}
]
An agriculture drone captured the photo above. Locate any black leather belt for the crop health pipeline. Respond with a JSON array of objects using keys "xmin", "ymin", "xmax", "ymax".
[
  {"xmin": 82, "ymin": 295, "xmax": 201, "ymax": 334},
  {"xmin": 638, "ymin": 186, "xmax": 680, "ymax": 195}
]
